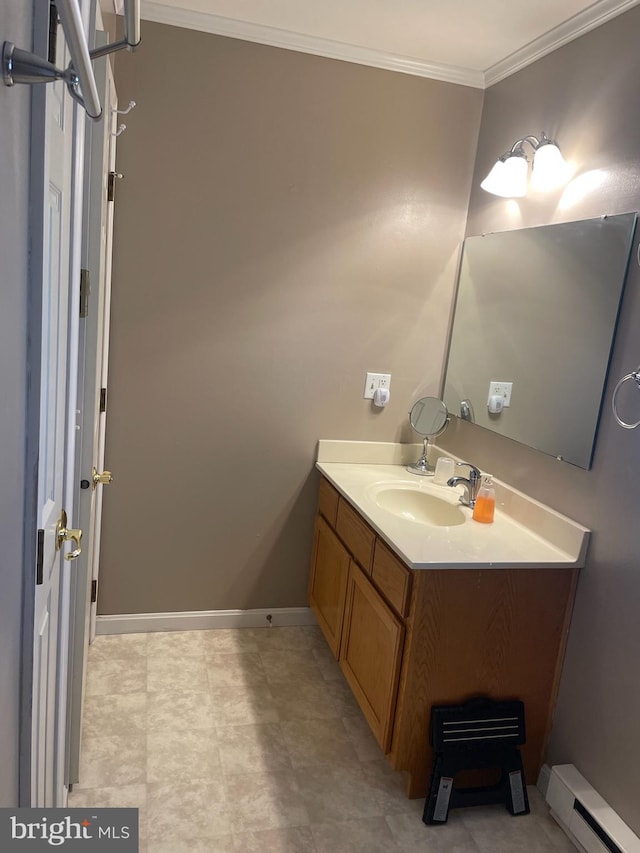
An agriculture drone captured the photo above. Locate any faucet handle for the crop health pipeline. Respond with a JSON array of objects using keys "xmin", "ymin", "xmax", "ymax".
[{"xmin": 455, "ymin": 461, "xmax": 481, "ymax": 480}]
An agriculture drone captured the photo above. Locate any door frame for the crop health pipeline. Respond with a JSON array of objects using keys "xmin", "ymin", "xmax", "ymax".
[
  {"xmin": 89, "ymin": 50, "xmax": 117, "ymax": 645},
  {"xmin": 66, "ymin": 20, "xmax": 116, "ymax": 785}
]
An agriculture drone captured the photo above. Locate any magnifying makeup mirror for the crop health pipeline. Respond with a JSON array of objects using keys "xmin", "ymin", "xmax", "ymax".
[{"xmin": 406, "ymin": 397, "xmax": 449, "ymax": 475}]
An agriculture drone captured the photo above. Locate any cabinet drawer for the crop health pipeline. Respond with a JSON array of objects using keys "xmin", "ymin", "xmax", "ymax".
[
  {"xmin": 336, "ymin": 499, "xmax": 375, "ymax": 573},
  {"xmin": 318, "ymin": 477, "xmax": 340, "ymax": 528},
  {"xmin": 372, "ymin": 540, "xmax": 412, "ymax": 617}
]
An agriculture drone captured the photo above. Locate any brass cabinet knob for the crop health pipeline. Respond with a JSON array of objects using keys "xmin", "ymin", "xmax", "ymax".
[
  {"xmin": 92, "ymin": 467, "xmax": 113, "ymax": 489},
  {"xmin": 56, "ymin": 509, "xmax": 83, "ymax": 561}
]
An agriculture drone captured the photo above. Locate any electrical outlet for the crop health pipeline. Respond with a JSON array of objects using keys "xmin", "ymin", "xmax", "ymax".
[
  {"xmin": 364, "ymin": 372, "xmax": 391, "ymax": 399},
  {"xmin": 488, "ymin": 381, "xmax": 513, "ymax": 407}
]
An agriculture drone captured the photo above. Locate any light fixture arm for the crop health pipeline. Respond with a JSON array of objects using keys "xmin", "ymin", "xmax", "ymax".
[
  {"xmin": 515, "ymin": 135, "xmax": 540, "ymax": 151},
  {"xmin": 508, "ymin": 134, "xmax": 551, "ymax": 156}
]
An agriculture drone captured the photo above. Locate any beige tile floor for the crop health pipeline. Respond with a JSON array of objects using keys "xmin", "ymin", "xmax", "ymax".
[{"xmin": 68, "ymin": 626, "xmax": 577, "ymax": 853}]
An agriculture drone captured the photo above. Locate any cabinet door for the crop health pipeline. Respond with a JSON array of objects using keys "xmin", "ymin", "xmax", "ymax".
[
  {"xmin": 308, "ymin": 515, "xmax": 350, "ymax": 658},
  {"xmin": 340, "ymin": 562, "xmax": 405, "ymax": 753}
]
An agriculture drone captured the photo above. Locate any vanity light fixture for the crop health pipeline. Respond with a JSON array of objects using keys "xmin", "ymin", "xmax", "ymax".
[{"xmin": 480, "ymin": 134, "xmax": 569, "ymax": 198}]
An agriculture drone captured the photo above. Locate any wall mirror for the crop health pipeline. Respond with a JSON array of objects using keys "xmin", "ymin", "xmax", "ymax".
[{"xmin": 442, "ymin": 213, "xmax": 637, "ymax": 468}]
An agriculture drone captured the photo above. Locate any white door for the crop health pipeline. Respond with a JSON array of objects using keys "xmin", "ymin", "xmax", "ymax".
[
  {"xmin": 66, "ymin": 31, "xmax": 117, "ymax": 785},
  {"xmin": 30, "ymin": 5, "xmax": 87, "ymax": 807}
]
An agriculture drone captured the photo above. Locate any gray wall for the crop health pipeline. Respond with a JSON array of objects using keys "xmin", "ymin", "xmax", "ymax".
[
  {"xmin": 0, "ymin": 3, "xmax": 32, "ymax": 808},
  {"xmin": 100, "ymin": 21, "xmax": 482, "ymax": 614},
  {"xmin": 440, "ymin": 7, "xmax": 640, "ymax": 834}
]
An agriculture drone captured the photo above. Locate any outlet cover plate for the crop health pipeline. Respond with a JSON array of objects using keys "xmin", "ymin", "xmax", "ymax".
[
  {"xmin": 488, "ymin": 381, "xmax": 513, "ymax": 407},
  {"xmin": 364, "ymin": 372, "xmax": 391, "ymax": 399}
]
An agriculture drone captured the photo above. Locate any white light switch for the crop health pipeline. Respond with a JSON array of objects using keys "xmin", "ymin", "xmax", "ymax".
[
  {"xmin": 488, "ymin": 381, "xmax": 513, "ymax": 407},
  {"xmin": 364, "ymin": 373, "xmax": 391, "ymax": 399}
]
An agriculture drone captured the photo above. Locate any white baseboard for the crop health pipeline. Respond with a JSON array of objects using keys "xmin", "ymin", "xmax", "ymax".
[{"xmin": 96, "ymin": 607, "xmax": 317, "ymax": 635}]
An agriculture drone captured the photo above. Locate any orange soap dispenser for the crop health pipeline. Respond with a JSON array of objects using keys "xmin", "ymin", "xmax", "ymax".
[{"xmin": 472, "ymin": 474, "xmax": 495, "ymax": 524}]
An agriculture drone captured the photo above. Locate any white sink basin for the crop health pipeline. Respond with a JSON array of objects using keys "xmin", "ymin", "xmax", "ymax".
[
  {"xmin": 316, "ymin": 454, "xmax": 591, "ymax": 568},
  {"xmin": 374, "ymin": 486, "xmax": 466, "ymax": 527}
]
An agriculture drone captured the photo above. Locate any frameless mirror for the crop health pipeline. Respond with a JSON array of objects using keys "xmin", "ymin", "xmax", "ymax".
[
  {"xmin": 443, "ymin": 213, "xmax": 637, "ymax": 468},
  {"xmin": 407, "ymin": 396, "xmax": 449, "ymax": 475}
]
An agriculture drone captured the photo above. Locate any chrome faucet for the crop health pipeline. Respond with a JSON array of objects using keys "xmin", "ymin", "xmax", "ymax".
[{"xmin": 447, "ymin": 462, "xmax": 482, "ymax": 508}]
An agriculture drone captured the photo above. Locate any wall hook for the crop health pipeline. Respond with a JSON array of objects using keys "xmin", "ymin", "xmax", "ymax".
[
  {"xmin": 116, "ymin": 100, "xmax": 136, "ymax": 115},
  {"xmin": 112, "ymin": 123, "xmax": 126, "ymax": 137}
]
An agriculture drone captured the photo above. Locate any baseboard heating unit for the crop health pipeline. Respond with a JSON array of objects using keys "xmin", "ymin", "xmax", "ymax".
[{"xmin": 545, "ymin": 764, "xmax": 640, "ymax": 853}]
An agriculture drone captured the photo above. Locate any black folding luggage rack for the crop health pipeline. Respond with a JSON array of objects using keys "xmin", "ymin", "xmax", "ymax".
[{"xmin": 423, "ymin": 697, "xmax": 530, "ymax": 825}]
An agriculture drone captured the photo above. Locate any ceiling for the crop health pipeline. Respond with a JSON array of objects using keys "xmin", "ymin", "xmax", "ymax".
[{"xmin": 129, "ymin": 0, "xmax": 638, "ymax": 87}]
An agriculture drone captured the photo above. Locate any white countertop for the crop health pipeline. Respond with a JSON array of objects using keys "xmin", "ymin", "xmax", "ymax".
[{"xmin": 316, "ymin": 442, "xmax": 590, "ymax": 570}]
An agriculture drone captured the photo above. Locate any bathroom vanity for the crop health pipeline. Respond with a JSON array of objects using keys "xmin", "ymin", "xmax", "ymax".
[{"xmin": 308, "ymin": 442, "xmax": 590, "ymax": 799}]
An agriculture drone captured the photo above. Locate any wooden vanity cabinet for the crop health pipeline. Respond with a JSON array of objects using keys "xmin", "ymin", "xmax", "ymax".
[{"xmin": 308, "ymin": 475, "xmax": 579, "ymax": 800}]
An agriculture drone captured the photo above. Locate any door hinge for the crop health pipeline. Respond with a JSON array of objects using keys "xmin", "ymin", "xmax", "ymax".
[
  {"xmin": 107, "ymin": 171, "xmax": 123, "ymax": 202},
  {"xmin": 36, "ymin": 529, "xmax": 44, "ymax": 585},
  {"xmin": 79, "ymin": 268, "xmax": 90, "ymax": 317},
  {"xmin": 99, "ymin": 387, "xmax": 107, "ymax": 413},
  {"xmin": 48, "ymin": 1, "xmax": 58, "ymax": 65},
  {"xmin": 91, "ymin": 580, "xmax": 98, "ymax": 604}
]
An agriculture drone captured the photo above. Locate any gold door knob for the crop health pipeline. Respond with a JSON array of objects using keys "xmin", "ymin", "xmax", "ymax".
[
  {"xmin": 56, "ymin": 509, "xmax": 83, "ymax": 561},
  {"xmin": 92, "ymin": 467, "xmax": 113, "ymax": 489}
]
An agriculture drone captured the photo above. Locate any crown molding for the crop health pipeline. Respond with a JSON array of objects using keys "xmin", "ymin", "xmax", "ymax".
[
  {"xmin": 140, "ymin": 1, "xmax": 485, "ymax": 88},
  {"xmin": 485, "ymin": 0, "xmax": 640, "ymax": 86},
  {"xmin": 141, "ymin": 0, "xmax": 639, "ymax": 90}
]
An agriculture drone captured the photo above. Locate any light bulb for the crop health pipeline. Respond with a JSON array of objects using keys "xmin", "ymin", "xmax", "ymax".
[
  {"xmin": 481, "ymin": 152, "xmax": 528, "ymax": 198},
  {"xmin": 480, "ymin": 160, "xmax": 507, "ymax": 195},
  {"xmin": 531, "ymin": 142, "xmax": 570, "ymax": 190}
]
